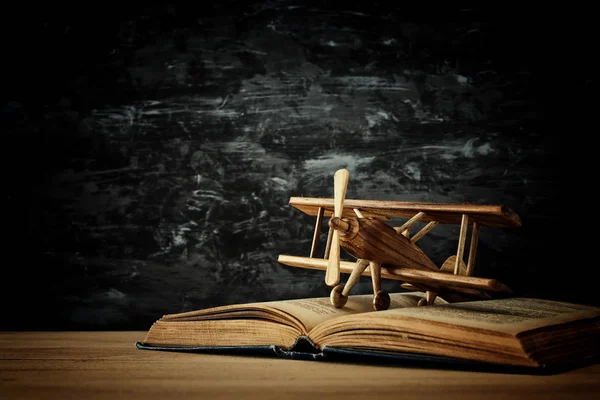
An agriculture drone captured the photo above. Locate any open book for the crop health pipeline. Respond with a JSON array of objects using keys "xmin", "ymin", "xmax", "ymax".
[{"xmin": 137, "ymin": 292, "xmax": 600, "ymax": 372}]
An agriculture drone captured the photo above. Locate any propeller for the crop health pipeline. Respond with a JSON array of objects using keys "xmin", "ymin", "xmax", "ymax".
[{"xmin": 325, "ymin": 168, "xmax": 350, "ymax": 286}]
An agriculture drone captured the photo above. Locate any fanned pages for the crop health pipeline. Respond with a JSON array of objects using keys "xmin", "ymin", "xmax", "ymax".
[{"xmin": 139, "ymin": 292, "xmax": 600, "ymax": 369}]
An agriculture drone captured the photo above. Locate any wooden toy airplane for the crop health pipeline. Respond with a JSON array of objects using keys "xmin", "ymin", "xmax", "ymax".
[{"xmin": 278, "ymin": 168, "xmax": 521, "ymax": 310}]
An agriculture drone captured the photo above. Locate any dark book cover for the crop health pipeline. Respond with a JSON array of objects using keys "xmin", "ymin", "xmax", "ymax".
[{"xmin": 135, "ymin": 336, "xmax": 596, "ymax": 375}]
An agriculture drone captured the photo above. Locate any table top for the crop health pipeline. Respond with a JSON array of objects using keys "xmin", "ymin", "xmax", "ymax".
[{"xmin": 1, "ymin": 331, "xmax": 599, "ymax": 399}]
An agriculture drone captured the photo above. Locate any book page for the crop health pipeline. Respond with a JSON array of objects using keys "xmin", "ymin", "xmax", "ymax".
[
  {"xmin": 307, "ymin": 297, "xmax": 599, "ymax": 367},
  {"xmin": 358, "ymin": 297, "xmax": 600, "ymax": 334},
  {"xmin": 272, "ymin": 292, "xmax": 443, "ymax": 332},
  {"xmin": 159, "ymin": 291, "xmax": 442, "ymax": 334}
]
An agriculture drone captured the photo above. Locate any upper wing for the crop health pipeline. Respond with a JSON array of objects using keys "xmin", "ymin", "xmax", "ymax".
[{"xmin": 288, "ymin": 197, "xmax": 521, "ymax": 228}]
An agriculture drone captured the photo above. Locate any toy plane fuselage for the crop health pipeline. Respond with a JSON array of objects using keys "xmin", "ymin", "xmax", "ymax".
[{"xmin": 329, "ymin": 216, "xmax": 438, "ymax": 271}]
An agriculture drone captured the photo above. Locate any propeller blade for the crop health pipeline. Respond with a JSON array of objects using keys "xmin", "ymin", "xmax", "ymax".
[
  {"xmin": 326, "ymin": 169, "xmax": 349, "ymax": 287},
  {"xmin": 333, "ymin": 169, "xmax": 349, "ymax": 218},
  {"xmin": 325, "ymin": 231, "xmax": 340, "ymax": 286}
]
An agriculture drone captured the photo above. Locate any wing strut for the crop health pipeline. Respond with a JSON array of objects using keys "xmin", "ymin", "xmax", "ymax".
[
  {"xmin": 454, "ymin": 214, "xmax": 469, "ymax": 275},
  {"xmin": 309, "ymin": 207, "xmax": 324, "ymax": 258},
  {"xmin": 466, "ymin": 221, "xmax": 480, "ymax": 276}
]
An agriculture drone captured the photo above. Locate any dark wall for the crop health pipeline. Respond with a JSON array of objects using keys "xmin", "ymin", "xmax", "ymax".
[{"xmin": 2, "ymin": 3, "xmax": 590, "ymax": 330}]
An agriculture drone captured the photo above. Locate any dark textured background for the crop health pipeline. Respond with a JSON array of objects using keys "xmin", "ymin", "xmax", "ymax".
[{"xmin": 2, "ymin": 2, "xmax": 592, "ymax": 330}]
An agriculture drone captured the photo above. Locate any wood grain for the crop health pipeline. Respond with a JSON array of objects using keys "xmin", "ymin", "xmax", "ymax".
[
  {"xmin": 1, "ymin": 332, "xmax": 599, "ymax": 400},
  {"xmin": 466, "ymin": 222, "xmax": 481, "ymax": 276},
  {"xmin": 289, "ymin": 197, "xmax": 522, "ymax": 228},
  {"xmin": 278, "ymin": 255, "xmax": 513, "ymax": 294},
  {"xmin": 410, "ymin": 221, "xmax": 439, "ymax": 244},
  {"xmin": 310, "ymin": 207, "xmax": 324, "ymax": 258},
  {"xmin": 335, "ymin": 217, "xmax": 439, "ymax": 272},
  {"xmin": 454, "ymin": 214, "xmax": 469, "ymax": 274}
]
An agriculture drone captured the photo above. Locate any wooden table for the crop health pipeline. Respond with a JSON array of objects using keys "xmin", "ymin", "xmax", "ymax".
[{"xmin": 1, "ymin": 331, "xmax": 599, "ymax": 399}]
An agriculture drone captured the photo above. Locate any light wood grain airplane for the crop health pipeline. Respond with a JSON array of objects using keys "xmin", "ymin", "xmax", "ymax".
[{"xmin": 278, "ymin": 169, "xmax": 521, "ymax": 310}]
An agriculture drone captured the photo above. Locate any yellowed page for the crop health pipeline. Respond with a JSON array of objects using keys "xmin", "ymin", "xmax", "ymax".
[
  {"xmin": 369, "ymin": 297, "xmax": 600, "ymax": 334},
  {"xmin": 314, "ymin": 297, "xmax": 600, "ymax": 341},
  {"xmin": 308, "ymin": 297, "xmax": 600, "ymax": 367},
  {"xmin": 272, "ymin": 292, "xmax": 442, "ymax": 332},
  {"xmin": 143, "ymin": 319, "xmax": 301, "ymax": 348},
  {"xmin": 160, "ymin": 291, "xmax": 442, "ymax": 334}
]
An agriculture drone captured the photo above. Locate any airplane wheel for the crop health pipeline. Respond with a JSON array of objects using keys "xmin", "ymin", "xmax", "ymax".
[
  {"xmin": 418, "ymin": 299, "xmax": 427, "ymax": 306},
  {"xmin": 330, "ymin": 285, "xmax": 348, "ymax": 308},
  {"xmin": 373, "ymin": 290, "xmax": 390, "ymax": 311}
]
